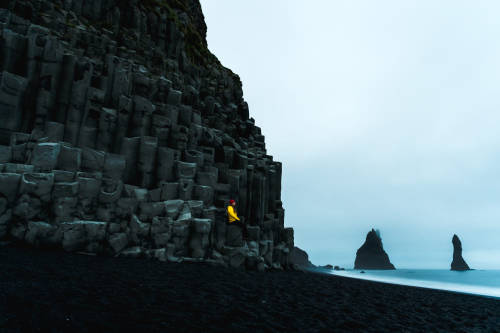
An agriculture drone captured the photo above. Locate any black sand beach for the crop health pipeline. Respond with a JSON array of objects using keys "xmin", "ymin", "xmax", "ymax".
[{"xmin": 1, "ymin": 245, "xmax": 499, "ymax": 333}]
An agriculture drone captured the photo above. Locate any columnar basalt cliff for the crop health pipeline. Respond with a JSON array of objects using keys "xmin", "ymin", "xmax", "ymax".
[
  {"xmin": 451, "ymin": 234, "xmax": 470, "ymax": 271},
  {"xmin": 0, "ymin": 0, "xmax": 293, "ymax": 270},
  {"xmin": 354, "ymin": 229, "xmax": 395, "ymax": 270}
]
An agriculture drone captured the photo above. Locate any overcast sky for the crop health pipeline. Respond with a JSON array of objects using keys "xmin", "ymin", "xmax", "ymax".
[{"xmin": 200, "ymin": 0, "xmax": 500, "ymax": 269}]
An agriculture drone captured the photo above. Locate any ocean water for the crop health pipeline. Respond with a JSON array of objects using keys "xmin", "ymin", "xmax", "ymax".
[{"xmin": 324, "ymin": 269, "xmax": 500, "ymax": 298}]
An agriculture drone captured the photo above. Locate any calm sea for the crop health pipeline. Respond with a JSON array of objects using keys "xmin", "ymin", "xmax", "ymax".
[{"xmin": 322, "ymin": 269, "xmax": 500, "ymax": 298}]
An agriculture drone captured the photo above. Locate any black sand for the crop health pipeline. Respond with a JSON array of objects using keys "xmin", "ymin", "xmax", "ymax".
[{"xmin": 1, "ymin": 245, "xmax": 499, "ymax": 332}]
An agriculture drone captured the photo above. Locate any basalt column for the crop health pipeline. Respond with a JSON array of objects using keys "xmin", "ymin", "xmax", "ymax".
[{"xmin": 0, "ymin": 0, "xmax": 295, "ymax": 271}]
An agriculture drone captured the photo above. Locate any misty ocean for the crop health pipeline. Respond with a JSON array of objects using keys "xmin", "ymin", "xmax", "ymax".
[{"xmin": 324, "ymin": 269, "xmax": 500, "ymax": 298}]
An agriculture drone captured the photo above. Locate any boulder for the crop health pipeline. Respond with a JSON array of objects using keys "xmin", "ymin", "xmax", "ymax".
[
  {"xmin": 120, "ymin": 246, "xmax": 144, "ymax": 258},
  {"xmin": 61, "ymin": 221, "xmax": 107, "ymax": 252},
  {"xmin": 108, "ymin": 232, "xmax": 128, "ymax": 253},
  {"xmin": 171, "ymin": 219, "xmax": 191, "ymax": 256},
  {"xmin": 24, "ymin": 221, "xmax": 62, "ymax": 247},
  {"xmin": 128, "ymin": 214, "xmax": 150, "ymax": 245},
  {"xmin": 13, "ymin": 194, "xmax": 42, "ymax": 220},
  {"xmin": 151, "ymin": 216, "xmax": 172, "ymax": 248},
  {"xmin": 222, "ymin": 245, "xmax": 248, "ymax": 269}
]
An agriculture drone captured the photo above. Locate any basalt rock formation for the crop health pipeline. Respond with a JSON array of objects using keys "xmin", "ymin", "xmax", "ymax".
[
  {"xmin": 354, "ymin": 229, "xmax": 395, "ymax": 270},
  {"xmin": 451, "ymin": 234, "xmax": 470, "ymax": 271},
  {"xmin": 0, "ymin": 0, "xmax": 294, "ymax": 270},
  {"xmin": 289, "ymin": 246, "xmax": 314, "ymax": 269}
]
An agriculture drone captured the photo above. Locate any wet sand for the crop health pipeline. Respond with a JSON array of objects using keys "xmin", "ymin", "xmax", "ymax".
[{"xmin": 1, "ymin": 244, "xmax": 499, "ymax": 332}]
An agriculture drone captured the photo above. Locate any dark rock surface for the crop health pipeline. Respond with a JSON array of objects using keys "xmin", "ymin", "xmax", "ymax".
[
  {"xmin": 0, "ymin": 0, "xmax": 295, "ymax": 269},
  {"xmin": 451, "ymin": 234, "xmax": 471, "ymax": 271},
  {"xmin": 354, "ymin": 228, "xmax": 395, "ymax": 270},
  {"xmin": 288, "ymin": 246, "xmax": 314, "ymax": 269},
  {"xmin": 2, "ymin": 244, "xmax": 500, "ymax": 333}
]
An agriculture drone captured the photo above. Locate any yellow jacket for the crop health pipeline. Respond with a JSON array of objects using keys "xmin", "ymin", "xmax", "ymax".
[{"xmin": 227, "ymin": 205, "xmax": 240, "ymax": 223}]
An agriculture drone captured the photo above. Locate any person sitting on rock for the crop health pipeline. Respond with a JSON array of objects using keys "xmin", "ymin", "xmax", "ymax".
[
  {"xmin": 227, "ymin": 199, "xmax": 241, "ymax": 224},
  {"xmin": 227, "ymin": 199, "xmax": 246, "ymax": 238}
]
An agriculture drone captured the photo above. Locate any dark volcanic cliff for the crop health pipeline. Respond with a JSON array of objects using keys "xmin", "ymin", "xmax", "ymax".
[
  {"xmin": 451, "ymin": 234, "xmax": 471, "ymax": 271},
  {"xmin": 0, "ymin": 0, "xmax": 293, "ymax": 270},
  {"xmin": 354, "ymin": 229, "xmax": 395, "ymax": 270}
]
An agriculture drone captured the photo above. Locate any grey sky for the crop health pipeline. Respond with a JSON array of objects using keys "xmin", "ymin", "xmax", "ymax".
[{"xmin": 200, "ymin": 0, "xmax": 500, "ymax": 269}]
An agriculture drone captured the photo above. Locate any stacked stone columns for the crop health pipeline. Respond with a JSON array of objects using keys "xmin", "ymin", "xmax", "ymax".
[{"xmin": 0, "ymin": 0, "xmax": 294, "ymax": 270}]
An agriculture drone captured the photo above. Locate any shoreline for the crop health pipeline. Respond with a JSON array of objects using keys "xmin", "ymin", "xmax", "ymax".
[
  {"xmin": 2, "ymin": 245, "xmax": 500, "ymax": 332},
  {"xmin": 312, "ymin": 267, "xmax": 500, "ymax": 300}
]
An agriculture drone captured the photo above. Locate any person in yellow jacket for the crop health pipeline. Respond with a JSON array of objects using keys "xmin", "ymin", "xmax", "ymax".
[
  {"xmin": 227, "ymin": 199, "xmax": 241, "ymax": 223},
  {"xmin": 227, "ymin": 199, "xmax": 246, "ymax": 238}
]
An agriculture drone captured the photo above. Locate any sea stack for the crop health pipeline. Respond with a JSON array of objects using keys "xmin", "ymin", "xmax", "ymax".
[
  {"xmin": 354, "ymin": 229, "xmax": 395, "ymax": 270},
  {"xmin": 451, "ymin": 234, "xmax": 471, "ymax": 271}
]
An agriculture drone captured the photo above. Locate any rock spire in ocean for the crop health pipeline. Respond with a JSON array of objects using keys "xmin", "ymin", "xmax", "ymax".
[
  {"xmin": 451, "ymin": 234, "xmax": 471, "ymax": 271},
  {"xmin": 354, "ymin": 228, "xmax": 395, "ymax": 270}
]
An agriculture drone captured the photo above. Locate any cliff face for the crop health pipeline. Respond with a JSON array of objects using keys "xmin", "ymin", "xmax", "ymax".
[
  {"xmin": 451, "ymin": 234, "xmax": 470, "ymax": 271},
  {"xmin": 0, "ymin": 0, "xmax": 293, "ymax": 270},
  {"xmin": 354, "ymin": 229, "xmax": 395, "ymax": 270},
  {"xmin": 289, "ymin": 246, "xmax": 314, "ymax": 269}
]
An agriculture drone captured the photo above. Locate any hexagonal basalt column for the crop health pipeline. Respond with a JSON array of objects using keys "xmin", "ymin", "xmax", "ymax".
[
  {"xmin": 0, "ymin": 173, "xmax": 21, "ymax": 203},
  {"xmin": 120, "ymin": 137, "xmax": 140, "ymax": 184},
  {"xmin": 96, "ymin": 107, "xmax": 118, "ymax": 152},
  {"xmin": 151, "ymin": 114, "xmax": 171, "ymax": 147},
  {"xmin": 194, "ymin": 185, "xmax": 214, "ymax": 205},
  {"xmin": 138, "ymin": 136, "xmax": 158, "ymax": 188},
  {"xmin": 130, "ymin": 96, "xmax": 154, "ymax": 137},
  {"xmin": 57, "ymin": 144, "xmax": 82, "ymax": 172},
  {"xmin": 190, "ymin": 218, "xmax": 212, "ymax": 258},
  {"xmin": 175, "ymin": 161, "xmax": 196, "ymax": 180},
  {"xmin": 226, "ymin": 223, "xmax": 244, "ymax": 247},
  {"xmin": 184, "ymin": 150, "xmax": 204, "ymax": 169},
  {"xmin": 160, "ymin": 182, "xmax": 179, "ymax": 200},
  {"xmin": 31, "ymin": 143, "xmax": 61, "ymax": 171},
  {"xmin": 0, "ymin": 71, "xmax": 28, "ymax": 132},
  {"xmin": 103, "ymin": 153, "xmax": 126, "ymax": 181},
  {"xmin": 157, "ymin": 147, "xmax": 176, "ymax": 182},
  {"xmin": 178, "ymin": 178, "xmax": 194, "ymax": 200}
]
